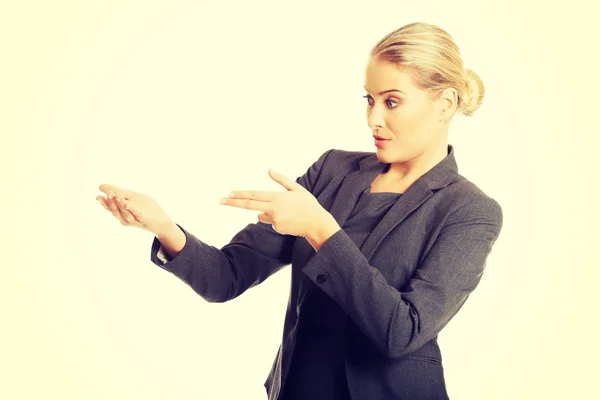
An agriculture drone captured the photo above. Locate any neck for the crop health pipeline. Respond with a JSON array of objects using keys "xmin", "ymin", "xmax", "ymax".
[{"xmin": 386, "ymin": 140, "xmax": 448, "ymax": 184}]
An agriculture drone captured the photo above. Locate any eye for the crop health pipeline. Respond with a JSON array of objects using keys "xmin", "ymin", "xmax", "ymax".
[
  {"xmin": 362, "ymin": 94, "xmax": 399, "ymax": 109},
  {"xmin": 385, "ymin": 99, "xmax": 399, "ymax": 108}
]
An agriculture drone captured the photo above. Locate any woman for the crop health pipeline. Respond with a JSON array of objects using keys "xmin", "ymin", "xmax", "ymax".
[{"xmin": 97, "ymin": 22, "xmax": 503, "ymax": 400}]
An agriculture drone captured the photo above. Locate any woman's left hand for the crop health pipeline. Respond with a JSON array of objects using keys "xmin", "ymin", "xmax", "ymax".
[{"xmin": 220, "ymin": 168, "xmax": 336, "ymax": 238}]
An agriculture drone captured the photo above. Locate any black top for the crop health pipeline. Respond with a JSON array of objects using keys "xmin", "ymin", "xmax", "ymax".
[{"xmin": 280, "ymin": 186, "xmax": 402, "ymax": 400}]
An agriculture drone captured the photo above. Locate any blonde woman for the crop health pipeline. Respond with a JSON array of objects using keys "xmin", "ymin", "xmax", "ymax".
[{"xmin": 97, "ymin": 22, "xmax": 502, "ymax": 400}]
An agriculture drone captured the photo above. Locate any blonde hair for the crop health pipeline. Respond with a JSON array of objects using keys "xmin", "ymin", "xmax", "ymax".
[{"xmin": 370, "ymin": 22, "xmax": 484, "ymax": 117}]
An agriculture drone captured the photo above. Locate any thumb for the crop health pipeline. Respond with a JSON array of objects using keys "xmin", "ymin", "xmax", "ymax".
[{"xmin": 268, "ymin": 168, "xmax": 302, "ymax": 191}]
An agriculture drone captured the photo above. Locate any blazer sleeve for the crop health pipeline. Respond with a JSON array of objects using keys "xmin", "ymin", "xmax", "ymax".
[
  {"xmin": 149, "ymin": 149, "xmax": 335, "ymax": 303},
  {"xmin": 301, "ymin": 197, "xmax": 503, "ymax": 358},
  {"xmin": 156, "ymin": 245, "xmax": 172, "ymax": 264}
]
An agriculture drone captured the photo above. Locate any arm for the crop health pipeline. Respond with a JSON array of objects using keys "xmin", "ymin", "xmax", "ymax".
[
  {"xmin": 301, "ymin": 197, "xmax": 503, "ymax": 358},
  {"xmin": 150, "ymin": 149, "xmax": 335, "ymax": 303},
  {"xmin": 155, "ymin": 223, "xmax": 186, "ymax": 261}
]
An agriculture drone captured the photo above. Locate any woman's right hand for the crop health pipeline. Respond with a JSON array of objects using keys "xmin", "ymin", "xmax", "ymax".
[{"xmin": 96, "ymin": 184, "xmax": 175, "ymax": 236}]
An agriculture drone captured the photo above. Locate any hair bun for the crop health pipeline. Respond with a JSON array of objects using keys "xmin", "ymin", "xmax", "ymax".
[{"xmin": 461, "ymin": 68, "xmax": 485, "ymax": 117}]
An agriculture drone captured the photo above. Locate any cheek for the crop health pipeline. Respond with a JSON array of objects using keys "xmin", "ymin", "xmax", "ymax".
[
  {"xmin": 388, "ymin": 104, "xmax": 435, "ymax": 137},
  {"xmin": 386, "ymin": 108, "xmax": 419, "ymax": 136}
]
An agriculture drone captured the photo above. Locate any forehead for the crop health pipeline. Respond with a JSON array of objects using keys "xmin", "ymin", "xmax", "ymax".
[{"xmin": 364, "ymin": 57, "xmax": 416, "ymax": 93}]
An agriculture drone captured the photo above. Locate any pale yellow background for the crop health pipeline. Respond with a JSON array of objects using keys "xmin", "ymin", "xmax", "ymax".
[{"xmin": 2, "ymin": 0, "xmax": 597, "ymax": 399}]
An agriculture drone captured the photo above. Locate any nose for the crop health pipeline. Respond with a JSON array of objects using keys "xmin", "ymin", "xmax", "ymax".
[{"xmin": 367, "ymin": 105, "xmax": 384, "ymax": 131}]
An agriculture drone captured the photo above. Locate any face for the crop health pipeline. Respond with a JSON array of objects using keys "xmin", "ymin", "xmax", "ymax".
[{"xmin": 363, "ymin": 56, "xmax": 454, "ymax": 166}]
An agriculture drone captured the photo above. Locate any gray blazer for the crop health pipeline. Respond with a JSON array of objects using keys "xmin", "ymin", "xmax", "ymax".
[{"xmin": 150, "ymin": 144, "xmax": 503, "ymax": 400}]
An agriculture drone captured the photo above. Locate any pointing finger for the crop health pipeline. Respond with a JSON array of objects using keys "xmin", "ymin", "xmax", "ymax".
[
  {"xmin": 227, "ymin": 190, "xmax": 277, "ymax": 201},
  {"xmin": 220, "ymin": 197, "xmax": 271, "ymax": 213}
]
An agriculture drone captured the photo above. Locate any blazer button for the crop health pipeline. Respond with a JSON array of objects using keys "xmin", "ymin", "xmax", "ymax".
[{"xmin": 316, "ymin": 274, "xmax": 327, "ymax": 284}]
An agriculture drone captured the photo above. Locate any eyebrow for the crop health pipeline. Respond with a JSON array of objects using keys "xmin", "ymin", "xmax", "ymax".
[{"xmin": 363, "ymin": 85, "xmax": 405, "ymax": 95}]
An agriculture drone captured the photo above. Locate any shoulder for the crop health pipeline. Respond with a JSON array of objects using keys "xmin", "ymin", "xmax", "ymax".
[
  {"xmin": 442, "ymin": 174, "xmax": 503, "ymax": 229},
  {"xmin": 315, "ymin": 148, "xmax": 375, "ymax": 173},
  {"xmin": 324, "ymin": 148, "xmax": 374, "ymax": 160}
]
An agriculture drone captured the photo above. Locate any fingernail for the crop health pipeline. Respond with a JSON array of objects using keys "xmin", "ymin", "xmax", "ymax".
[
  {"xmin": 220, "ymin": 198, "xmax": 227, "ymax": 204},
  {"xmin": 228, "ymin": 192, "xmax": 235, "ymax": 198}
]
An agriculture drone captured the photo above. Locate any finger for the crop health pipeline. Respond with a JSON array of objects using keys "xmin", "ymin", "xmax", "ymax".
[
  {"xmin": 220, "ymin": 197, "xmax": 270, "ymax": 212},
  {"xmin": 99, "ymin": 184, "xmax": 136, "ymax": 199},
  {"xmin": 268, "ymin": 168, "xmax": 303, "ymax": 191},
  {"xmin": 108, "ymin": 195, "xmax": 132, "ymax": 225},
  {"xmin": 112, "ymin": 201, "xmax": 129, "ymax": 225},
  {"xmin": 228, "ymin": 190, "xmax": 277, "ymax": 202},
  {"xmin": 106, "ymin": 193, "xmax": 120, "ymax": 213},
  {"xmin": 120, "ymin": 200, "xmax": 142, "ymax": 222},
  {"xmin": 96, "ymin": 196, "xmax": 110, "ymax": 210},
  {"xmin": 119, "ymin": 206, "xmax": 138, "ymax": 224},
  {"xmin": 113, "ymin": 198, "xmax": 141, "ymax": 225},
  {"xmin": 108, "ymin": 191, "xmax": 133, "ymax": 206},
  {"xmin": 98, "ymin": 194, "xmax": 136, "ymax": 225},
  {"xmin": 99, "ymin": 184, "xmax": 121, "ymax": 197}
]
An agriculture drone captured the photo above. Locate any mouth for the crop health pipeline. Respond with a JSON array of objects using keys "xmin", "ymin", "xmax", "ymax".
[{"xmin": 374, "ymin": 136, "xmax": 391, "ymax": 148}]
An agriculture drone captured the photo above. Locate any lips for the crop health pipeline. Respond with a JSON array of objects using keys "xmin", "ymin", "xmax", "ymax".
[{"xmin": 374, "ymin": 137, "xmax": 391, "ymax": 149}]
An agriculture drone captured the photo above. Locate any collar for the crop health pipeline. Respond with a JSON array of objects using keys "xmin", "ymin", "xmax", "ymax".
[{"xmin": 358, "ymin": 144, "xmax": 459, "ymax": 190}]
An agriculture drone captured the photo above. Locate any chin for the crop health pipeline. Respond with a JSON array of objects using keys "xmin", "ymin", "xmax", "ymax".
[{"xmin": 375, "ymin": 147, "xmax": 399, "ymax": 163}]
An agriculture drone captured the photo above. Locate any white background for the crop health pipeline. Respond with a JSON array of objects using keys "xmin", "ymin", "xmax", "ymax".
[{"xmin": 2, "ymin": 0, "xmax": 597, "ymax": 398}]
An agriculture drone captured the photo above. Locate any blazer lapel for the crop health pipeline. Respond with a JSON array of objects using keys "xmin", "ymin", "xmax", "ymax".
[
  {"xmin": 328, "ymin": 155, "xmax": 388, "ymax": 228},
  {"xmin": 360, "ymin": 179, "xmax": 433, "ymax": 260},
  {"xmin": 329, "ymin": 144, "xmax": 460, "ymax": 261}
]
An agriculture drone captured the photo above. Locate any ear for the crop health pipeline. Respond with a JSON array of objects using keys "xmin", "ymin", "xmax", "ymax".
[{"xmin": 437, "ymin": 87, "xmax": 458, "ymax": 122}]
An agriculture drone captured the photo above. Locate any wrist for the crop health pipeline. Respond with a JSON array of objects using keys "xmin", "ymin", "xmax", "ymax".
[
  {"xmin": 307, "ymin": 213, "xmax": 340, "ymax": 252},
  {"xmin": 155, "ymin": 221, "xmax": 186, "ymax": 260},
  {"xmin": 155, "ymin": 220, "xmax": 178, "ymax": 239}
]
